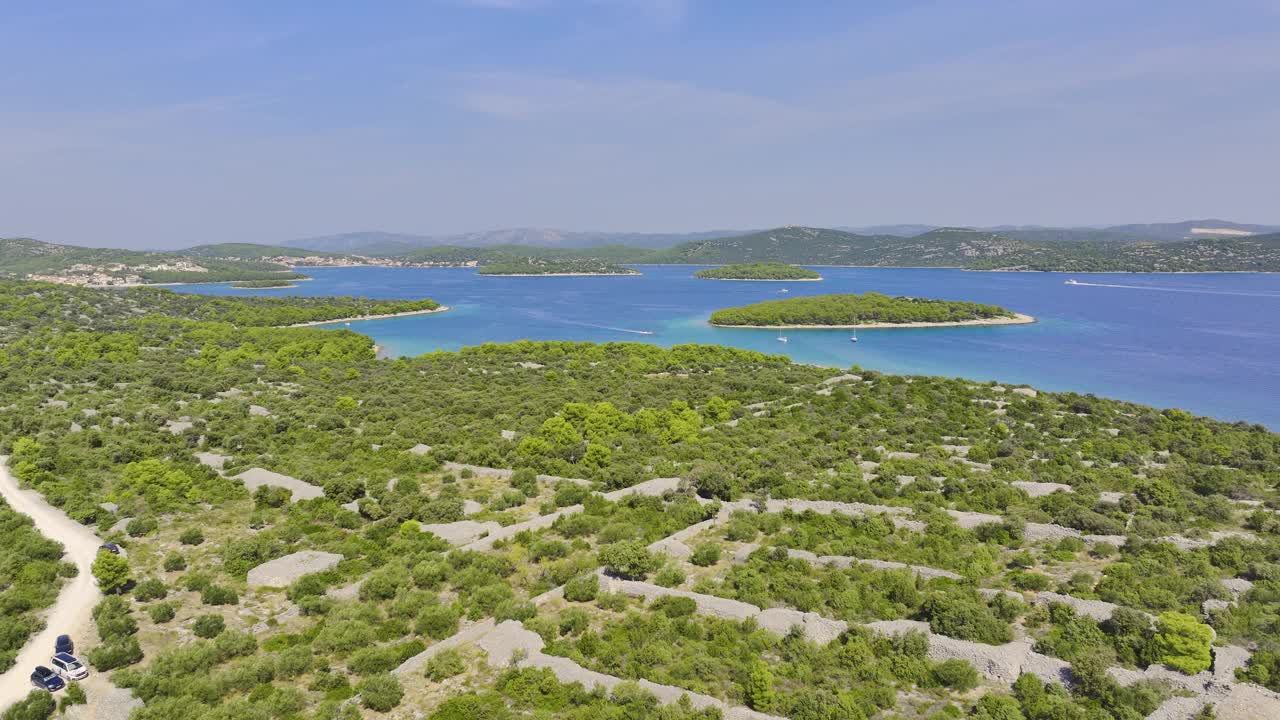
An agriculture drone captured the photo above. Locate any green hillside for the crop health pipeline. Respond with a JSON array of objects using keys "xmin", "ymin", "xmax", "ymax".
[
  {"xmin": 648, "ymin": 226, "xmax": 1035, "ymax": 267},
  {"xmin": 0, "ymin": 237, "xmax": 305, "ymax": 284},
  {"xmin": 182, "ymin": 243, "xmax": 347, "ymax": 259},
  {"xmin": 966, "ymin": 233, "xmax": 1280, "ymax": 272},
  {"xmin": 646, "ymin": 227, "xmax": 1280, "ymax": 272}
]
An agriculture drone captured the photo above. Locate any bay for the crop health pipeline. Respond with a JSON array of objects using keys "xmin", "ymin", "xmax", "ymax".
[{"xmin": 173, "ymin": 266, "xmax": 1280, "ymax": 428}]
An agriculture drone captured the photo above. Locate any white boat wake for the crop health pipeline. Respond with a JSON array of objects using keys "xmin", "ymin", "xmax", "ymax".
[
  {"xmin": 520, "ymin": 310, "xmax": 654, "ymax": 335},
  {"xmin": 1065, "ymin": 280, "xmax": 1280, "ymax": 299}
]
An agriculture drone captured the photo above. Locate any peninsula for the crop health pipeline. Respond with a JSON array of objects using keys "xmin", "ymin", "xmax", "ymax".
[
  {"xmin": 231, "ymin": 279, "xmax": 297, "ymax": 289},
  {"xmin": 709, "ymin": 292, "xmax": 1033, "ymax": 328},
  {"xmin": 693, "ymin": 262, "xmax": 821, "ymax": 280}
]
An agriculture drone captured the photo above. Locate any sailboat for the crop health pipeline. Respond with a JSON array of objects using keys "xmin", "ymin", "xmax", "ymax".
[
  {"xmin": 850, "ymin": 330, "xmax": 858, "ymax": 343},
  {"xmin": 776, "ymin": 329, "xmax": 789, "ymax": 343}
]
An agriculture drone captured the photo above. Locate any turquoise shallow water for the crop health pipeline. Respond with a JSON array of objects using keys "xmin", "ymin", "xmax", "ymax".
[{"xmin": 174, "ymin": 266, "xmax": 1280, "ymax": 427}]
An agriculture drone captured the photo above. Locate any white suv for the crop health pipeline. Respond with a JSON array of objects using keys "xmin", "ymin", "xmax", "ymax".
[{"xmin": 50, "ymin": 653, "xmax": 88, "ymax": 681}]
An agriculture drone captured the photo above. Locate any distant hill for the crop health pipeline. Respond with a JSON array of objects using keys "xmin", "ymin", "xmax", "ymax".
[
  {"xmin": 285, "ymin": 228, "xmax": 753, "ymax": 255},
  {"xmin": 836, "ymin": 224, "xmax": 938, "ymax": 237},
  {"xmin": 1099, "ymin": 220, "xmax": 1280, "ymax": 240},
  {"xmin": 645, "ymin": 226, "xmax": 1035, "ymax": 266},
  {"xmin": 183, "ymin": 243, "xmax": 349, "ymax": 259},
  {"xmin": 967, "ymin": 232, "xmax": 1280, "ymax": 272},
  {"xmin": 0, "ymin": 237, "xmax": 302, "ymax": 285}
]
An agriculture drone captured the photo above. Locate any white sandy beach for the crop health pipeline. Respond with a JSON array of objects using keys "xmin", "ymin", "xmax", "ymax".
[{"xmin": 710, "ymin": 312, "xmax": 1036, "ymax": 330}]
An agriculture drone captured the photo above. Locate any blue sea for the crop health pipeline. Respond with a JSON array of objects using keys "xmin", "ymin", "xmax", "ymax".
[{"xmin": 174, "ymin": 266, "xmax": 1280, "ymax": 428}]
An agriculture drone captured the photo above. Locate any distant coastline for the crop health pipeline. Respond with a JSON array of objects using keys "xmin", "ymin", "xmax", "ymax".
[
  {"xmin": 284, "ymin": 305, "xmax": 450, "ymax": 328},
  {"xmin": 479, "ymin": 272, "xmax": 641, "ymax": 277},
  {"xmin": 710, "ymin": 312, "xmax": 1036, "ymax": 330}
]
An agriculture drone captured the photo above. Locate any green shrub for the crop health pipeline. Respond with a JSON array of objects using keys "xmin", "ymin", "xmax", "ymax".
[
  {"xmin": 87, "ymin": 638, "xmax": 143, "ymax": 670},
  {"xmin": 744, "ymin": 660, "xmax": 775, "ymax": 711},
  {"xmin": 133, "ymin": 578, "xmax": 167, "ymax": 602},
  {"xmin": 148, "ymin": 602, "xmax": 176, "ymax": 623},
  {"xmin": 690, "ymin": 542, "xmax": 722, "ymax": 567},
  {"xmin": 598, "ymin": 541, "xmax": 657, "ymax": 580},
  {"xmin": 3, "ymin": 690, "xmax": 55, "ymax": 720},
  {"xmin": 653, "ymin": 564, "xmax": 685, "ymax": 588},
  {"xmin": 162, "ymin": 553, "xmax": 186, "ymax": 572},
  {"xmin": 201, "ymin": 584, "xmax": 238, "ymax": 605},
  {"xmin": 933, "ymin": 659, "xmax": 978, "ymax": 691},
  {"xmin": 178, "ymin": 528, "xmax": 204, "ymax": 545},
  {"xmin": 650, "ymin": 595, "xmax": 697, "ymax": 618},
  {"xmin": 415, "ymin": 604, "xmax": 461, "ymax": 640},
  {"xmin": 357, "ymin": 674, "xmax": 404, "ymax": 712},
  {"xmin": 125, "ymin": 517, "xmax": 158, "ymax": 537},
  {"xmin": 1154, "ymin": 612, "xmax": 1213, "ymax": 674},
  {"xmin": 193, "ymin": 614, "xmax": 225, "ymax": 638},
  {"xmin": 91, "ymin": 552, "xmax": 130, "ymax": 594},
  {"xmin": 425, "ymin": 649, "xmax": 466, "ymax": 681},
  {"xmin": 563, "ymin": 574, "xmax": 598, "ymax": 602}
]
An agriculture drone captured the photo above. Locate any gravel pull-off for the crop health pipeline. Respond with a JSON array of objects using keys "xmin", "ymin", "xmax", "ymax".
[
  {"xmin": 247, "ymin": 550, "xmax": 343, "ymax": 588},
  {"xmin": 408, "ymin": 443, "xmax": 433, "ymax": 455},
  {"xmin": 234, "ymin": 467, "xmax": 324, "ymax": 502},
  {"xmin": 421, "ymin": 519, "xmax": 503, "ymax": 545},
  {"xmin": 62, "ymin": 684, "xmax": 143, "ymax": 720},
  {"xmin": 1012, "ymin": 481, "xmax": 1074, "ymax": 497}
]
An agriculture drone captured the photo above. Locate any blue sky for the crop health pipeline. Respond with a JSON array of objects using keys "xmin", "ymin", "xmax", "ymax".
[{"xmin": 3, "ymin": 0, "xmax": 1278, "ymax": 248}]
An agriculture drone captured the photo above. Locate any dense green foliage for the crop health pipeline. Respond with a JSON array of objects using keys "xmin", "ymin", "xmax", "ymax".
[
  {"xmin": 693, "ymin": 263, "xmax": 821, "ymax": 280},
  {"xmin": 0, "ymin": 499, "xmax": 72, "ymax": 671},
  {"xmin": 1, "ymin": 279, "xmax": 1278, "ymax": 718},
  {"xmin": 709, "ymin": 292, "xmax": 1017, "ymax": 327}
]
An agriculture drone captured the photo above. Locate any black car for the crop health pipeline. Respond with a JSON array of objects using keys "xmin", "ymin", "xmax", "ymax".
[
  {"xmin": 55, "ymin": 634, "xmax": 74, "ymax": 655},
  {"xmin": 99, "ymin": 543, "xmax": 121, "ymax": 554},
  {"xmin": 31, "ymin": 666, "xmax": 65, "ymax": 692}
]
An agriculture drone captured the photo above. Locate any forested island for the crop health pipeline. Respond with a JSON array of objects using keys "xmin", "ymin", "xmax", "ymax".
[
  {"xmin": 1, "ymin": 278, "xmax": 1279, "ymax": 720},
  {"xmin": 693, "ymin": 262, "xmax": 822, "ymax": 280},
  {"xmin": 478, "ymin": 259, "xmax": 641, "ymax": 276},
  {"xmin": 710, "ymin": 292, "xmax": 1031, "ymax": 328},
  {"xmin": 229, "ymin": 279, "xmax": 297, "ymax": 289}
]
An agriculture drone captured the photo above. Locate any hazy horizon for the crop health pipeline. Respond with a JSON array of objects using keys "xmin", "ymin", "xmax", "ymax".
[{"xmin": 3, "ymin": 1, "xmax": 1279, "ymax": 250}]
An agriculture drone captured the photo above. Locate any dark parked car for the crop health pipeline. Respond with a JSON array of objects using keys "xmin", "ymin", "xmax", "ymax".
[
  {"xmin": 55, "ymin": 634, "xmax": 74, "ymax": 655},
  {"xmin": 99, "ymin": 543, "xmax": 121, "ymax": 554},
  {"xmin": 31, "ymin": 666, "xmax": 65, "ymax": 692}
]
